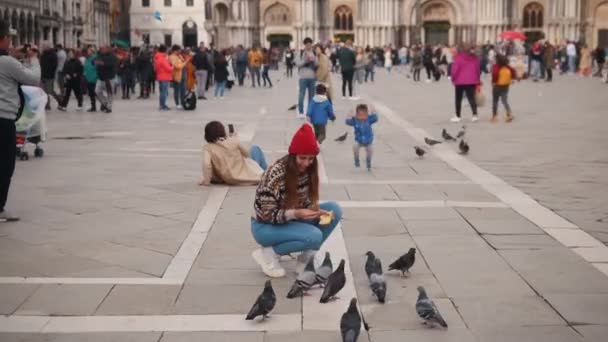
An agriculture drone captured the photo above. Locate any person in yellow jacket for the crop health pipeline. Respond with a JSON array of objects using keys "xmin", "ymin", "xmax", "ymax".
[
  {"xmin": 169, "ymin": 45, "xmax": 187, "ymax": 109},
  {"xmin": 248, "ymin": 46, "xmax": 263, "ymax": 87}
]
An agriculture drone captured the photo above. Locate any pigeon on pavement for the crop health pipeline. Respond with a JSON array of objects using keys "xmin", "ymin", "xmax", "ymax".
[
  {"xmin": 245, "ymin": 280, "xmax": 276, "ymax": 321},
  {"xmin": 456, "ymin": 126, "xmax": 466, "ymax": 138},
  {"xmin": 287, "ymin": 257, "xmax": 316, "ymax": 298},
  {"xmin": 416, "ymin": 286, "xmax": 448, "ymax": 328},
  {"xmin": 442, "ymin": 128, "xmax": 456, "ymax": 141},
  {"xmin": 340, "ymin": 298, "xmax": 362, "ymax": 342},
  {"xmin": 320, "ymin": 259, "xmax": 346, "ymax": 303},
  {"xmin": 414, "ymin": 146, "xmax": 426, "ymax": 158},
  {"xmin": 335, "ymin": 132, "xmax": 348, "ymax": 142},
  {"xmin": 424, "ymin": 137, "xmax": 442, "ymax": 146},
  {"xmin": 365, "ymin": 251, "xmax": 387, "ymax": 303},
  {"xmin": 287, "ymin": 104, "xmax": 297, "ymax": 111},
  {"xmin": 388, "ymin": 247, "xmax": 416, "ymax": 277},
  {"xmin": 314, "ymin": 252, "xmax": 333, "ymax": 287},
  {"xmin": 459, "ymin": 139, "xmax": 470, "ymax": 155}
]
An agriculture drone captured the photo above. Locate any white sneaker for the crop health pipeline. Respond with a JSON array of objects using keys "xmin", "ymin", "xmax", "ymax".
[
  {"xmin": 426, "ymin": 79, "xmax": 431, "ymax": 83},
  {"xmin": 252, "ymin": 247, "xmax": 286, "ymax": 278},
  {"xmin": 76, "ymin": 106, "xmax": 83, "ymax": 111},
  {"xmin": 177, "ymin": 105, "xmax": 183, "ymax": 109},
  {"xmin": 450, "ymin": 116, "xmax": 461, "ymax": 123},
  {"xmin": 350, "ymin": 96, "xmax": 360, "ymax": 100},
  {"xmin": 297, "ymin": 113, "xmax": 306, "ymax": 120},
  {"xmin": 471, "ymin": 115, "xmax": 479, "ymax": 123}
]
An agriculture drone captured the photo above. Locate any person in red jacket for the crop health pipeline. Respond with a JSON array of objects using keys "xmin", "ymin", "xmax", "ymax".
[
  {"xmin": 154, "ymin": 45, "xmax": 173, "ymax": 110},
  {"xmin": 491, "ymin": 54, "xmax": 516, "ymax": 123}
]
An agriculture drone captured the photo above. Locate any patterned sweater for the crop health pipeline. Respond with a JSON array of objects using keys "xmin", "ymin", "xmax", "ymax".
[{"xmin": 253, "ymin": 156, "xmax": 313, "ymax": 224}]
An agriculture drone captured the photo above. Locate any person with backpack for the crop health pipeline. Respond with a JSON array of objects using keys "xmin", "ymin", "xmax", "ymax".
[
  {"xmin": 193, "ymin": 43, "xmax": 210, "ymax": 100},
  {"xmin": 0, "ymin": 19, "xmax": 41, "ymax": 222},
  {"xmin": 248, "ymin": 46, "xmax": 263, "ymax": 88},
  {"xmin": 491, "ymin": 54, "xmax": 516, "ymax": 123}
]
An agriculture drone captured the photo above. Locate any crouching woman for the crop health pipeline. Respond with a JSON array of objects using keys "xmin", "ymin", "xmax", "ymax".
[{"xmin": 250, "ymin": 124, "xmax": 343, "ymax": 278}]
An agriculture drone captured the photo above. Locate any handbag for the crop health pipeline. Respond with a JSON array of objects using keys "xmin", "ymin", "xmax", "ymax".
[{"xmin": 475, "ymin": 85, "xmax": 486, "ymax": 107}]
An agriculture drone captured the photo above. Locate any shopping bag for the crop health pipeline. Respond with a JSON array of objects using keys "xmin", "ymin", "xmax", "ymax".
[{"xmin": 475, "ymin": 85, "xmax": 486, "ymax": 107}]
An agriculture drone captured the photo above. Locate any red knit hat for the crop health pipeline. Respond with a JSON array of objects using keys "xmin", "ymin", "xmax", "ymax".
[{"xmin": 288, "ymin": 124, "xmax": 320, "ymax": 155}]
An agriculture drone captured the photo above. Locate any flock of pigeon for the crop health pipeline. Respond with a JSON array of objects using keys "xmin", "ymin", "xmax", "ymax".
[
  {"xmin": 416, "ymin": 126, "xmax": 469, "ymax": 158},
  {"xmin": 245, "ymin": 248, "xmax": 448, "ymax": 341}
]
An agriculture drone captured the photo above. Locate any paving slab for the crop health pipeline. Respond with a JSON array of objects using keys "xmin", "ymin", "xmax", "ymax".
[
  {"xmin": 0, "ymin": 285, "xmax": 39, "ymax": 315},
  {"xmin": 185, "ymin": 268, "xmax": 271, "ymax": 286},
  {"xmin": 95, "ymin": 285, "xmax": 181, "ymax": 315},
  {"xmin": 574, "ymin": 325, "xmax": 608, "ymax": 342},
  {"xmin": 341, "ymin": 208, "xmax": 406, "ymax": 237},
  {"xmin": 452, "ymin": 295, "xmax": 566, "ymax": 330},
  {"xmin": 15, "ymin": 284, "xmax": 112, "ymax": 316},
  {"xmin": 473, "ymin": 326, "xmax": 584, "ymax": 342},
  {"xmin": 162, "ymin": 331, "xmax": 264, "ymax": 342},
  {"xmin": 435, "ymin": 184, "xmax": 500, "ymax": 202},
  {"xmin": 264, "ymin": 331, "xmax": 338, "ymax": 342},
  {"xmin": 482, "ymin": 234, "xmax": 561, "ymax": 250},
  {"xmin": 543, "ymin": 294, "xmax": 608, "ymax": 325},
  {"xmin": 455, "ymin": 207, "xmax": 525, "ymax": 221},
  {"xmin": 390, "ymin": 184, "xmax": 446, "ymax": 201},
  {"xmin": 369, "ymin": 328, "xmax": 477, "ymax": 342},
  {"xmin": 405, "ymin": 218, "xmax": 476, "ymax": 236},
  {"xmin": 0, "ymin": 333, "xmax": 162, "ymax": 342},
  {"xmin": 396, "ymin": 207, "xmax": 461, "ymax": 221},
  {"xmin": 465, "ymin": 217, "xmax": 544, "ymax": 235},
  {"xmin": 344, "ymin": 184, "xmax": 400, "ymax": 201},
  {"xmin": 414, "ymin": 235, "xmax": 535, "ymax": 297},
  {"xmin": 499, "ymin": 248, "xmax": 608, "ymax": 294}
]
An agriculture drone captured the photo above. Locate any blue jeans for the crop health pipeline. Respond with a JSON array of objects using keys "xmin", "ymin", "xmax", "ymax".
[
  {"xmin": 250, "ymin": 67, "xmax": 261, "ymax": 87},
  {"xmin": 172, "ymin": 81, "xmax": 183, "ymax": 106},
  {"xmin": 158, "ymin": 81, "xmax": 169, "ymax": 109},
  {"xmin": 530, "ymin": 60, "xmax": 541, "ymax": 80},
  {"xmin": 251, "ymin": 201, "xmax": 343, "ymax": 255},
  {"xmin": 568, "ymin": 56, "xmax": 577, "ymax": 73},
  {"xmin": 249, "ymin": 145, "xmax": 268, "ymax": 170},
  {"xmin": 215, "ymin": 81, "xmax": 226, "ymax": 97},
  {"xmin": 298, "ymin": 78, "xmax": 316, "ymax": 115}
]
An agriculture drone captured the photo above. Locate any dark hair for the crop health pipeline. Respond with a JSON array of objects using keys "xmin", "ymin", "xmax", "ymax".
[
  {"xmin": 56, "ymin": 44, "xmax": 63, "ymax": 49},
  {"xmin": 171, "ymin": 44, "xmax": 181, "ymax": 52},
  {"xmin": 496, "ymin": 54, "xmax": 509, "ymax": 67},
  {"xmin": 284, "ymin": 154, "xmax": 319, "ymax": 210},
  {"xmin": 0, "ymin": 19, "xmax": 9, "ymax": 39},
  {"xmin": 356, "ymin": 104, "xmax": 368, "ymax": 114},
  {"xmin": 315, "ymin": 83, "xmax": 327, "ymax": 95},
  {"xmin": 204, "ymin": 121, "xmax": 227, "ymax": 143},
  {"xmin": 303, "ymin": 37, "xmax": 313, "ymax": 45},
  {"xmin": 158, "ymin": 44, "xmax": 167, "ymax": 53}
]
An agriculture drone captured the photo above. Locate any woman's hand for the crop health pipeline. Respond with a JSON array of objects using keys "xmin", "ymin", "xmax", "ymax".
[{"xmin": 294, "ymin": 209, "xmax": 321, "ymax": 220}]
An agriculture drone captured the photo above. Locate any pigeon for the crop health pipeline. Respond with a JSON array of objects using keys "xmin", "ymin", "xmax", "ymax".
[
  {"xmin": 416, "ymin": 286, "xmax": 448, "ymax": 328},
  {"xmin": 456, "ymin": 126, "xmax": 466, "ymax": 139},
  {"xmin": 320, "ymin": 259, "xmax": 346, "ymax": 303},
  {"xmin": 335, "ymin": 132, "xmax": 348, "ymax": 142},
  {"xmin": 442, "ymin": 128, "xmax": 456, "ymax": 141},
  {"xmin": 314, "ymin": 252, "xmax": 333, "ymax": 287},
  {"xmin": 388, "ymin": 248, "xmax": 416, "ymax": 277},
  {"xmin": 245, "ymin": 280, "xmax": 276, "ymax": 321},
  {"xmin": 340, "ymin": 298, "xmax": 362, "ymax": 342},
  {"xmin": 459, "ymin": 139, "xmax": 470, "ymax": 155},
  {"xmin": 286, "ymin": 257, "xmax": 317, "ymax": 298},
  {"xmin": 287, "ymin": 104, "xmax": 297, "ymax": 111},
  {"xmin": 424, "ymin": 137, "xmax": 442, "ymax": 146},
  {"xmin": 414, "ymin": 146, "xmax": 426, "ymax": 158},
  {"xmin": 365, "ymin": 252, "xmax": 387, "ymax": 303}
]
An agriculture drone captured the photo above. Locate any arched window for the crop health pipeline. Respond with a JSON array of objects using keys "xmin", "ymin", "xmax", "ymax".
[
  {"xmin": 523, "ymin": 2, "xmax": 543, "ymax": 29},
  {"xmin": 334, "ymin": 6, "xmax": 353, "ymax": 31},
  {"xmin": 264, "ymin": 3, "xmax": 291, "ymax": 25}
]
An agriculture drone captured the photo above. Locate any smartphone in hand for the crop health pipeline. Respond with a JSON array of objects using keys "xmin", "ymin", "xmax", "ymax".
[{"xmin": 228, "ymin": 124, "xmax": 235, "ymax": 135}]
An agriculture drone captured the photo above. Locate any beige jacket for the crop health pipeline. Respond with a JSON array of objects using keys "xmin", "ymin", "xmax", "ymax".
[
  {"xmin": 202, "ymin": 136, "xmax": 264, "ymax": 186},
  {"xmin": 316, "ymin": 53, "xmax": 333, "ymax": 99}
]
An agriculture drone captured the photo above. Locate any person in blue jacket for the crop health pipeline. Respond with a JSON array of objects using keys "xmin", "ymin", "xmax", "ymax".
[
  {"xmin": 306, "ymin": 84, "xmax": 335, "ymax": 144},
  {"xmin": 346, "ymin": 104, "xmax": 378, "ymax": 171}
]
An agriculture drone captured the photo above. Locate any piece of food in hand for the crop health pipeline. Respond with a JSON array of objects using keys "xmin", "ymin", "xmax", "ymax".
[{"xmin": 319, "ymin": 211, "xmax": 334, "ymax": 225}]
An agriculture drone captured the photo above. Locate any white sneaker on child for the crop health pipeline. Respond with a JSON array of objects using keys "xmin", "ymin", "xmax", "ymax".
[
  {"xmin": 252, "ymin": 247, "xmax": 286, "ymax": 278},
  {"xmin": 450, "ymin": 116, "xmax": 461, "ymax": 123},
  {"xmin": 471, "ymin": 115, "xmax": 479, "ymax": 123}
]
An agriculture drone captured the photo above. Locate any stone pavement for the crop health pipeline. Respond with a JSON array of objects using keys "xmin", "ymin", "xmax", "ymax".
[{"xmin": 0, "ymin": 70, "xmax": 607, "ymax": 342}]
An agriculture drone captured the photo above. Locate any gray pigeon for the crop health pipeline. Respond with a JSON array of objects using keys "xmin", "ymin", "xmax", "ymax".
[
  {"xmin": 320, "ymin": 259, "xmax": 346, "ymax": 303},
  {"xmin": 424, "ymin": 137, "xmax": 442, "ymax": 146},
  {"xmin": 287, "ymin": 257, "xmax": 316, "ymax": 298},
  {"xmin": 414, "ymin": 146, "xmax": 425, "ymax": 158},
  {"xmin": 456, "ymin": 126, "xmax": 466, "ymax": 138},
  {"xmin": 314, "ymin": 252, "xmax": 333, "ymax": 287},
  {"xmin": 288, "ymin": 104, "xmax": 297, "ymax": 111},
  {"xmin": 340, "ymin": 298, "xmax": 361, "ymax": 342},
  {"xmin": 416, "ymin": 286, "xmax": 448, "ymax": 328},
  {"xmin": 335, "ymin": 132, "xmax": 348, "ymax": 142},
  {"xmin": 459, "ymin": 139, "xmax": 469, "ymax": 155},
  {"xmin": 365, "ymin": 251, "xmax": 387, "ymax": 303},
  {"xmin": 388, "ymin": 248, "xmax": 416, "ymax": 276},
  {"xmin": 245, "ymin": 280, "xmax": 276, "ymax": 321},
  {"xmin": 442, "ymin": 128, "xmax": 456, "ymax": 141}
]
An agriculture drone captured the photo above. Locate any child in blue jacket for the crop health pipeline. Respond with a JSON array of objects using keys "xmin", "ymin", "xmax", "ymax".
[
  {"xmin": 306, "ymin": 84, "xmax": 335, "ymax": 143},
  {"xmin": 346, "ymin": 104, "xmax": 378, "ymax": 171}
]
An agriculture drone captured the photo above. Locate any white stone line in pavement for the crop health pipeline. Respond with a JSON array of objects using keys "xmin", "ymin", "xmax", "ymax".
[
  {"xmin": 303, "ymin": 224, "xmax": 358, "ymax": 330},
  {"xmin": 0, "ymin": 277, "xmax": 180, "ymax": 285},
  {"xmin": 337, "ymin": 200, "xmax": 507, "ymax": 208},
  {"xmin": 317, "ymin": 154, "xmax": 330, "ymax": 184},
  {"xmin": 163, "ymin": 187, "xmax": 228, "ymax": 281},
  {"xmin": 329, "ymin": 179, "xmax": 473, "ymax": 185},
  {"xmin": 0, "ymin": 315, "xmax": 301, "ymax": 333},
  {"xmin": 373, "ymin": 101, "xmax": 608, "ymax": 278}
]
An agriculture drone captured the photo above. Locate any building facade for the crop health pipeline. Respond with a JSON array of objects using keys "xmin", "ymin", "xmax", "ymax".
[
  {"xmin": 126, "ymin": 1, "xmax": 608, "ymax": 49},
  {"xmin": 0, "ymin": 0, "xmax": 111, "ymax": 47}
]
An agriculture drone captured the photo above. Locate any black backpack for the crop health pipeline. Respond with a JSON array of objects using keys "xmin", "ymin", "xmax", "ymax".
[{"xmin": 183, "ymin": 91, "xmax": 196, "ymax": 111}]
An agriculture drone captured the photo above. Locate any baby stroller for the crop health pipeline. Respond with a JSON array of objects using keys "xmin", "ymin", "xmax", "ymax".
[{"xmin": 16, "ymin": 86, "xmax": 48, "ymax": 161}]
